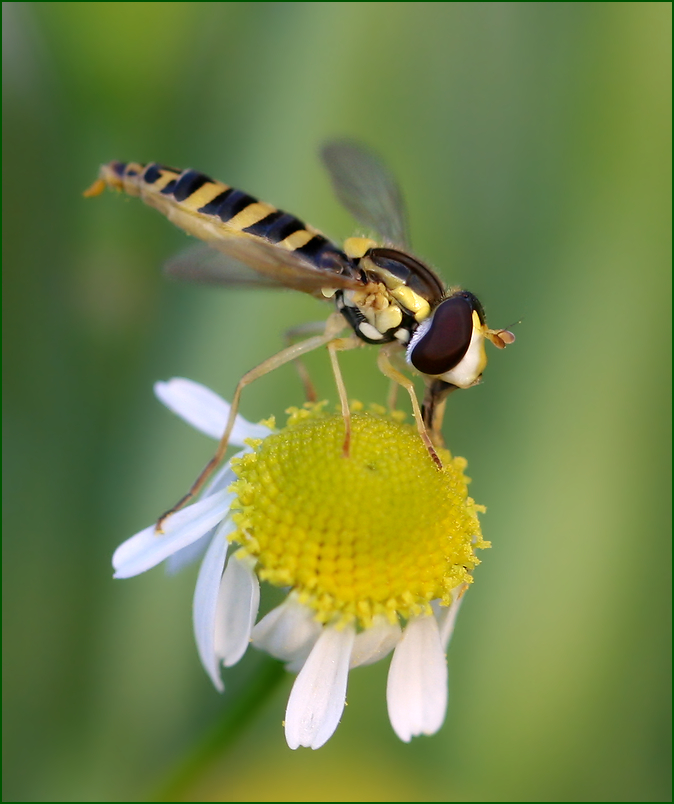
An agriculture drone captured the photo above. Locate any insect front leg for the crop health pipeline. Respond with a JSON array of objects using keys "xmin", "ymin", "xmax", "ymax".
[
  {"xmin": 421, "ymin": 379, "xmax": 456, "ymax": 450},
  {"xmin": 377, "ymin": 345, "xmax": 442, "ymax": 470},
  {"xmin": 156, "ymin": 313, "xmax": 347, "ymax": 532}
]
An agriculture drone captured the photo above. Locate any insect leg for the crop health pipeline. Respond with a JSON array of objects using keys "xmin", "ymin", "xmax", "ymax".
[
  {"xmin": 156, "ymin": 313, "xmax": 347, "ymax": 532},
  {"xmin": 326, "ymin": 331, "xmax": 366, "ymax": 458},
  {"xmin": 377, "ymin": 346, "xmax": 442, "ymax": 469},
  {"xmin": 283, "ymin": 321, "xmax": 326, "ymax": 403},
  {"xmin": 386, "ymin": 379, "xmax": 399, "ymax": 412},
  {"xmin": 327, "ymin": 342, "xmax": 351, "ymax": 457},
  {"xmin": 421, "ymin": 379, "xmax": 456, "ymax": 449}
]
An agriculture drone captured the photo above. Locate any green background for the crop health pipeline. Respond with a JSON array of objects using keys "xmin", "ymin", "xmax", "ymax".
[{"xmin": 3, "ymin": 2, "xmax": 671, "ymax": 801}]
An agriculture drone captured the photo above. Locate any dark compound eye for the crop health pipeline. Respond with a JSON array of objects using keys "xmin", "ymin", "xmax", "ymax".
[{"xmin": 409, "ymin": 295, "xmax": 475, "ymax": 375}]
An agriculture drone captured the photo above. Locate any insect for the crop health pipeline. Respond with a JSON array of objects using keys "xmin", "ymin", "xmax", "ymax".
[{"xmin": 85, "ymin": 141, "xmax": 514, "ymax": 527}]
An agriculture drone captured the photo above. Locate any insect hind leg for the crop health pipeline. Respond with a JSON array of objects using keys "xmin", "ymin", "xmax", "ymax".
[
  {"xmin": 283, "ymin": 321, "xmax": 327, "ymax": 403},
  {"xmin": 155, "ymin": 313, "xmax": 347, "ymax": 532}
]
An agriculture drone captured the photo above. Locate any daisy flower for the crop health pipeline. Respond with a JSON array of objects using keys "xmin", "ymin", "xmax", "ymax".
[{"xmin": 113, "ymin": 378, "xmax": 489, "ymax": 749}]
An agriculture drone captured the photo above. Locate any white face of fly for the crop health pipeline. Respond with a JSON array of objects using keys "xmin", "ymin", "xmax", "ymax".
[{"xmin": 433, "ymin": 317, "xmax": 487, "ymax": 388}]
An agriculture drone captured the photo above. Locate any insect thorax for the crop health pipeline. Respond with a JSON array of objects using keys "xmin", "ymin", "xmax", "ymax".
[
  {"xmin": 334, "ymin": 288, "xmax": 412, "ymax": 345},
  {"xmin": 334, "ymin": 246, "xmax": 446, "ymax": 346}
]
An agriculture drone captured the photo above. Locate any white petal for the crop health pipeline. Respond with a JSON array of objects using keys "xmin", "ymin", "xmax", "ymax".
[
  {"xmin": 112, "ymin": 489, "xmax": 232, "ymax": 578},
  {"xmin": 285, "ymin": 624, "xmax": 355, "ymax": 750},
  {"xmin": 432, "ymin": 584, "xmax": 468, "ymax": 650},
  {"xmin": 192, "ymin": 521, "xmax": 232, "ymax": 691},
  {"xmin": 154, "ymin": 378, "xmax": 272, "ymax": 443},
  {"xmin": 386, "ymin": 615, "xmax": 448, "ymax": 742},
  {"xmin": 350, "ymin": 617, "xmax": 402, "ymax": 668},
  {"xmin": 214, "ymin": 550, "xmax": 260, "ymax": 667},
  {"xmin": 164, "ymin": 455, "xmax": 246, "ymax": 574},
  {"xmin": 284, "ymin": 656, "xmax": 312, "ymax": 674},
  {"xmin": 165, "ymin": 530, "xmax": 212, "ymax": 575},
  {"xmin": 252, "ymin": 597, "xmax": 322, "ymax": 667}
]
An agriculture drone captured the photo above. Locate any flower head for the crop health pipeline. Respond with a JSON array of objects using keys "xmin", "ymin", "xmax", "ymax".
[{"xmin": 113, "ymin": 378, "xmax": 489, "ymax": 749}]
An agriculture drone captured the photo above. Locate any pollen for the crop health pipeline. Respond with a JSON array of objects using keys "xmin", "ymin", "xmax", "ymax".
[{"xmin": 229, "ymin": 405, "xmax": 489, "ymax": 628}]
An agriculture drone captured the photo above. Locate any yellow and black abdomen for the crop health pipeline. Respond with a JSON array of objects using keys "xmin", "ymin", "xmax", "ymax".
[{"xmin": 85, "ymin": 161, "xmax": 347, "ymax": 272}]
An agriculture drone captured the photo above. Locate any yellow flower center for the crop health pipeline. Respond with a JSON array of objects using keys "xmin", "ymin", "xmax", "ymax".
[{"xmin": 229, "ymin": 404, "xmax": 489, "ymax": 628}]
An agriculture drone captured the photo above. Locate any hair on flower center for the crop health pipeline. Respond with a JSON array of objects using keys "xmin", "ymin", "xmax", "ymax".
[{"xmin": 229, "ymin": 404, "xmax": 488, "ymax": 628}]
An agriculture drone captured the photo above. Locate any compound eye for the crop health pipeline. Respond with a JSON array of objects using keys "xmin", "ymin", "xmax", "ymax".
[{"xmin": 409, "ymin": 295, "xmax": 474, "ymax": 375}]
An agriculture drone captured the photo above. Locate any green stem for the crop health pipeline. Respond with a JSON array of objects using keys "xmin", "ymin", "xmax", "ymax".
[{"xmin": 151, "ymin": 658, "xmax": 287, "ymax": 802}]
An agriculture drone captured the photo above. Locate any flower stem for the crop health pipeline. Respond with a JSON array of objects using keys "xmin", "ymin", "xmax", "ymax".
[{"xmin": 151, "ymin": 657, "xmax": 287, "ymax": 802}]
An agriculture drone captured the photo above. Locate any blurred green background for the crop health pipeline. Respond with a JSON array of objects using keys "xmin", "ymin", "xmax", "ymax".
[{"xmin": 3, "ymin": 2, "xmax": 671, "ymax": 801}]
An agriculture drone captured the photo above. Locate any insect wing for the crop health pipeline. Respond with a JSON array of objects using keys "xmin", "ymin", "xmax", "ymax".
[
  {"xmin": 165, "ymin": 233, "xmax": 365, "ymax": 297},
  {"xmin": 321, "ymin": 140, "xmax": 410, "ymax": 248},
  {"xmin": 165, "ymin": 245, "xmax": 285, "ymax": 288}
]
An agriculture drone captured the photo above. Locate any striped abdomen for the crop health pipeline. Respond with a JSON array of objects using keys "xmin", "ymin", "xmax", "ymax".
[{"xmin": 84, "ymin": 161, "xmax": 346, "ymax": 270}]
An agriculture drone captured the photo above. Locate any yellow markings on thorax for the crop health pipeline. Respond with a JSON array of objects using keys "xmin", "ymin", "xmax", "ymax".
[
  {"xmin": 390, "ymin": 286, "xmax": 431, "ymax": 321},
  {"xmin": 372, "ymin": 265, "xmax": 406, "ymax": 290},
  {"xmin": 227, "ymin": 201, "xmax": 278, "ymax": 231},
  {"xmin": 178, "ymin": 181, "xmax": 230, "ymax": 212},
  {"xmin": 356, "ymin": 252, "xmax": 432, "ymax": 323}
]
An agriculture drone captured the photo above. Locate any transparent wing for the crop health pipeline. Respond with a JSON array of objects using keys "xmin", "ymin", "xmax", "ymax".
[
  {"xmin": 165, "ymin": 245, "xmax": 285, "ymax": 289},
  {"xmin": 164, "ymin": 234, "xmax": 365, "ymax": 297},
  {"xmin": 321, "ymin": 140, "xmax": 409, "ymax": 248}
]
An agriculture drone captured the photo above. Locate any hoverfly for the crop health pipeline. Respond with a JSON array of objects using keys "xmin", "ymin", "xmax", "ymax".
[{"xmin": 85, "ymin": 141, "xmax": 514, "ymax": 528}]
